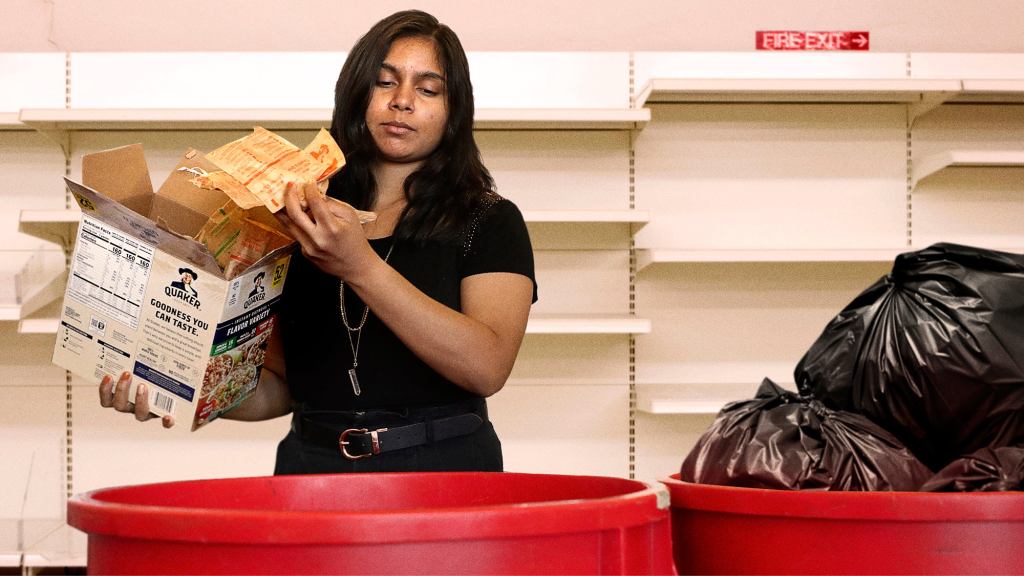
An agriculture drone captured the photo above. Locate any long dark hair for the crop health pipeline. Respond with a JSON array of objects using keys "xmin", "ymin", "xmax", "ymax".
[{"xmin": 329, "ymin": 10, "xmax": 495, "ymax": 243}]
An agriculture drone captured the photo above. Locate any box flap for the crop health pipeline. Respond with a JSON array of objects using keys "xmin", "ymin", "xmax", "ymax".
[
  {"xmin": 151, "ymin": 150, "xmax": 231, "ymax": 238},
  {"xmin": 151, "ymin": 194, "xmax": 213, "ymax": 238},
  {"xmin": 65, "ymin": 177, "xmax": 223, "ymax": 279},
  {"xmin": 157, "ymin": 149, "xmax": 234, "ymax": 218},
  {"xmin": 82, "ymin": 144, "xmax": 154, "ymax": 212},
  {"xmin": 152, "ymin": 195, "xmax": 213, "ymax": 239}
]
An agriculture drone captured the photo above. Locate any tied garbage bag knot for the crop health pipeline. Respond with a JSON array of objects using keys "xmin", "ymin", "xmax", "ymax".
[{"xmin": 680, "ymin": 378, "xmax": 932, "ymax": 491}]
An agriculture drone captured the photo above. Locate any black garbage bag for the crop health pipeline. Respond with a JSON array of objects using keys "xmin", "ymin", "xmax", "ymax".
[
  {"xmin": 921, "ymin": 445, "xmax": 1024, "ymax": 492},
  {"xmin": 680, "ymin": 378, "xmax": 932, "ymax": 491},
  {"xmin": 795, "ymin": 243, "xmax": 1024, "ymax": 470}
]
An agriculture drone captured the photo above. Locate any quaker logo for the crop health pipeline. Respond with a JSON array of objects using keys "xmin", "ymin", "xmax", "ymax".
[
  {"xmin": 165, "ymin": 267, "xmax": 202, "ymax": 309},
  {"xmin": 243, "ymin": 271, "xmax": 266, "ymax": 309}
]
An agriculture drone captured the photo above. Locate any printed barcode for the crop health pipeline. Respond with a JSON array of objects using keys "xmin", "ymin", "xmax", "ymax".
[
  {"xmin": 152, "ymin": 390, "xmax": 175, "ymax": 413},
  {"xmin": 90, "ymin": 318, "xmax": 105, "ymax": 331}
]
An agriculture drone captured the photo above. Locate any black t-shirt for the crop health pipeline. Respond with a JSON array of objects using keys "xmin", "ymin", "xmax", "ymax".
[{"xmin": 280, "ymin": 197, "xmax": 537, "ymax": 410}]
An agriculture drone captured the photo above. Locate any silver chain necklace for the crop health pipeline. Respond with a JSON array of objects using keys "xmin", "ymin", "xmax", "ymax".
[{"xmin": 339, "ymin": 243, "xmax": 395, "ymax": 396}]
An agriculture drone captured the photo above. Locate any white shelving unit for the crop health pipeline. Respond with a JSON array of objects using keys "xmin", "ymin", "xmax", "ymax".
[
  {"xmin": 17, "ymin": 209, "xmax": 645, "ymax": 250},
  {"xmin": 15, "ymin": 520, "xmax": 86, "ymax": 573},
  {"xmin": 910, "ymin": 53, "xmax": 1024, "ymax": 98},
  {"xmin": 10, "ymin": 211, "xmax": 81, "ymax": 334},
  {"xmin": 635, "ymin": 77, "xmax": 961, "ymax": 107},
  {"xmin": 958, "ymin": 79, "xmax": 1024, "ymax": 102},
  {"xmin": 0, "ymin": 519, "xmax": 86, "ymax": 573},
  {"xmin": 912, "ymin": 150, "xmax": 1024, "ymax": 187},
  {"xmin": 0, "ymin": 250, "xmax": 67, "ymax": 324},
  {"xmin": 522, "ymin": 209, "xmax": 649, "ymax": 225},
  {"xmin": 17, "ymin": 316, "xmax": 60, "ymax": 335},
  {"xmin": 636, "ymin": 382, "xmax": 790, "ymax": 415},
  {"xmin": 527, "ymin": 314, "xmax": 650, "ymax": 335},
  {"xmin": 19, "ymin": 209, "xmax": 82, "ymax": 247},
  {"xmin": 635, "ymin": 52, "xmax": 914, "ymax": 102},
  {"xmin": 523, "ymin": 210, "xmax": 649, "ymax": 238},
  {"xmin": 19, "ymin": 107, "xmax": 332, "ymax": 131},
  {"xmin": 0, "ymin": 113, "xmax": 26, "ymax": 130},
  {"xmin": 635, "ymin": 74, "xmax": 1024, "ymax": 116},
  {"xmin": 19, "ymin": 107, "xmax": 649, "ymax": 132},
  {"xmin": 636, "ymin": 248, "xmax": 903, "ymax": 270},
  {"xmin": 636, "ymin": 77, "xmax": 968, "ymax": 124},
  {"xmin": 473, "ymin": 108, "xmax": 648, "ymax": 130},
  {"xmin": 635, "ymin": 52, "xmax": 1024, "ymax": 121}
]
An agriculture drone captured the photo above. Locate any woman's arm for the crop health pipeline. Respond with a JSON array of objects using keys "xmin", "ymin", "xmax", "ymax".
[{"xmin": 355, "ymin": 265, "xmax": 533, "ymax": 397}]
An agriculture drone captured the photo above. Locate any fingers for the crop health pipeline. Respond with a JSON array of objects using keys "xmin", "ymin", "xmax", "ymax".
[
  {"xmin": 111, "ymin": 371, "xmax": 133, "ymax": 411},
  {"xmin": 298, "ymin": 179, "xmax": 319, "ymax": 212},
  {"xmin": 353, "ymin": 207, "xmax": 378, "ymax": 224},
  {"xmin": 99, "ymin": 371, "xmax": 168, "ymax": 425},
  {"xmin": 133, "ymin": 382, "xmax": 152, "ymax": 421},
  {"xmin": 285, "ymin": 181, "xmax": 316, "ymax": 227},
  {"xmin": 278, "ymin": 182, "xmax": 318, "ymax": 244},
  {"xmin": 302, "ymin": 180, "xmax": 333, "ymax": 223},
  {"xmin": 99, "ymin": 374, "xmax": 114, "ymax": 408},
  {"xmin": 273, "ymin": 205, "xmax": 293, "ymax": 229},
  {"xmin": 322, "ymin": 196, "xmax": 367, "ymax": 225}
]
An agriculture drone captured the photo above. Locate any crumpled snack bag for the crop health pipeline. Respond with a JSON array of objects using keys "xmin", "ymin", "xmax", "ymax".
[
  {"xmin": 680, "ymin": 378, "xmax": 933, "ymax": 491},
  {"xmin": 795, "ymin": 243, "xmax": 1024, "ymax": 470},
  {"xmin": 192, "ymin": 126, "xmax": 345, "ymax": 212},
  {"xmin": 921, "ymin": 445, "xmax": 1024, "ymax": 492}
]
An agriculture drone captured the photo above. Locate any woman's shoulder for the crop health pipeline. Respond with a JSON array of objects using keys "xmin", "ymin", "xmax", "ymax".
[
  {"xmin": 468, "ymin": 192, "xmax": 523, "ymax": 225},
  {"xmin": 461, "ymin": 193, "xmax": 529, "ymax": 256}
]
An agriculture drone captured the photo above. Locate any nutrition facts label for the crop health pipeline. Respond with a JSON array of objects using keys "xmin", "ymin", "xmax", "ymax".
[{"xmin": 67, "ymin": 215, "xmax": 155, "ymax": 330}]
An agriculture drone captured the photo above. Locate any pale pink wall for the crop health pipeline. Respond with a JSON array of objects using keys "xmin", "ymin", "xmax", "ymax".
[{"xmin": 2, "ymin": 0, "xmax": 1024, "ymax": 52}]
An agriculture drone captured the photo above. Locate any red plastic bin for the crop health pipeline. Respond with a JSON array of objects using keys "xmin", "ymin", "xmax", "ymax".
[
  {"xmin": 661, "ymin": 473, "xmax": 1024, "ymax": 575},
  {"xmin": 68, "ymin": 472, "xmax": 675, "ymax": 575}
]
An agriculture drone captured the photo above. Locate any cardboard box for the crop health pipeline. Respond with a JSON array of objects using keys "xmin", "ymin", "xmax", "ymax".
[{"xmin": 52, "ymin": 144, "xmax": 295, "ymax": 430}]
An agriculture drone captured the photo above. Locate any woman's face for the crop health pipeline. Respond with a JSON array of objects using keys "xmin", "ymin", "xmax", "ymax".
[{"xmin": 366, "ymin": 36, "xmax": 448, "ymax": 167}]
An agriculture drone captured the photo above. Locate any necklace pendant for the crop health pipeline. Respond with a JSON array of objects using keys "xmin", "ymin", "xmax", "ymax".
[{"xmin": 348, "ymin": 368, "xmax": 362, "ymax": 396}]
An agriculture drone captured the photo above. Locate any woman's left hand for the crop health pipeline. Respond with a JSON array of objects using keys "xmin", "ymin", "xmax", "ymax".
[{"xmin": 274, "ymin": 180, "xmax": 379, "ymax": 281}]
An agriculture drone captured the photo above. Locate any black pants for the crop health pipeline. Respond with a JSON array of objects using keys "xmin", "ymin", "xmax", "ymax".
[{"xmin": 274, "ymin": 399, "xmax": 502, "ymax": 474}]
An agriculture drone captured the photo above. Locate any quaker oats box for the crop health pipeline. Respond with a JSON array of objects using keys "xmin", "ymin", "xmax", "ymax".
[{"xmin": 52, "ymin": 143, "xmax": 296, "ymax": 430}]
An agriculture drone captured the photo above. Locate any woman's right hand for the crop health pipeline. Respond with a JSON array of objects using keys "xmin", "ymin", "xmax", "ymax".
[
  {"xmin": 99, "ymin": 372, "xmax": 175, "ymax": 428},
  {"xmin": 274, "ymin": 180, "xmax": 380, "ymax": 283}
]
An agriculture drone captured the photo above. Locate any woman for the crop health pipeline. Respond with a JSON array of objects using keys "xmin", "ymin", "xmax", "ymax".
[{"xmin": 99, "ymin": 10, "xmax": 537, "ymax": 473}]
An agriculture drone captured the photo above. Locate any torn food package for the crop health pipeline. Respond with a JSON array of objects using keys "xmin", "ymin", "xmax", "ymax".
[{"xmin": 190, "ymin": 126, "xmax": 345, "ymax": 212}]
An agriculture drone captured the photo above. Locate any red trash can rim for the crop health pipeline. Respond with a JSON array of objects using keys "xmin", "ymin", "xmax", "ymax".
[
  {"xmin": 661, "ymin": 473, "xmax": 1024, "ymax": 522},
  {"xmin": 69, "ymin": 472, "xmax": 671, "ymax": 545}
]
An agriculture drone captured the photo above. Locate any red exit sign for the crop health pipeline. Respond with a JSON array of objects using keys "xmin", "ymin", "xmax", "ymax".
[{"xmin": 756, "ymin": 30, "xmax": 870, "ymax": 51}]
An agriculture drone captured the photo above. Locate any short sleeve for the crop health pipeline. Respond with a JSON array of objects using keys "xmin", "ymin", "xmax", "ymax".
[{"xmin": 461, "ymin": 198, "xmax": 538, "ymax": 302}]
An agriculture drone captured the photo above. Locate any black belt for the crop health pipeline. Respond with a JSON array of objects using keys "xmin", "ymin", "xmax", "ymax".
[{"xmin": 293, "ymin": 403, "xmax": 485, "ymax": 461}]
